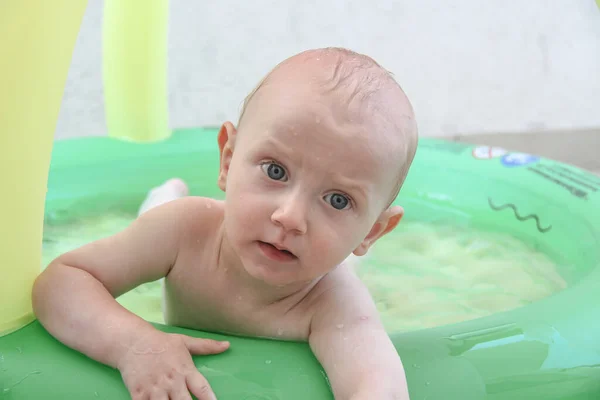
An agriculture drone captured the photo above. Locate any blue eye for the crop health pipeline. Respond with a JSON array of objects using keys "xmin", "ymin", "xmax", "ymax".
[
  {"xmin": 261, "ymin": 162, "xmax": 287, "ymax": 181},
  {"xmin": 324, "ymin": 193, "xmax": 350, "ymax": 210}
]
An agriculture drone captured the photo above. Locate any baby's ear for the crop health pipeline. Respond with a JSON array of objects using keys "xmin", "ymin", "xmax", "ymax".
[
  {"xmin": 217, "ymin": 122, "xmax": 237, "ymax": 191},
  {"xmin": 353, "ymin": 206, "xmax": 403, "ymax": 256}
]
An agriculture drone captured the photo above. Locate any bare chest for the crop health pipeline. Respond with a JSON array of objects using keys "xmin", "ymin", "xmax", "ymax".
[{"xmin": 162, "ymin": 256, "xmax": 311, "ymax": 341}]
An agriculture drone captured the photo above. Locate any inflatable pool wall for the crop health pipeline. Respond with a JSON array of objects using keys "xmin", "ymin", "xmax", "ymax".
[{"xmin": 3, "ymin": 128, "xmax": 600, "ymax": 399}]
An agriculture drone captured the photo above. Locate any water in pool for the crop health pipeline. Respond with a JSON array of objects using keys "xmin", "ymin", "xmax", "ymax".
[{"xmin": 42, "ymin": 212, "xmax": 566, "ymax": 333}]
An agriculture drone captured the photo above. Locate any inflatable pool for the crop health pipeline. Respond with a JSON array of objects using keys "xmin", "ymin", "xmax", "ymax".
[
  {"xmin": 2, "ymin": 2, "xmax": 600, "ymax": 399},
  {"xmin": 2, "ymin": 127, "xmax": 600, "ymax": 399}
]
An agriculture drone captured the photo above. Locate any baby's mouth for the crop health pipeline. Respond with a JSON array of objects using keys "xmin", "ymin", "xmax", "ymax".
[{"xmin": 258, "ymin": 241, "xmax": 297, "ymax": 260}]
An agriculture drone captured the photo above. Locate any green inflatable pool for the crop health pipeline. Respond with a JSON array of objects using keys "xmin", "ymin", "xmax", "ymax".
[{"xmin": 2, "ymin": 127, "xmax": 600, "ymax": 399}]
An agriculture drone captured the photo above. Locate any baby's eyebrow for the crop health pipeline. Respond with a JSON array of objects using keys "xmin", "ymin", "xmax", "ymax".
[
  {"xmin": 260, "ymin": 137, "xmax": 294, "ymax": 156},
  {"xmin": 328, "ymin": 174, "xmax": 370, "ymax": 201}
]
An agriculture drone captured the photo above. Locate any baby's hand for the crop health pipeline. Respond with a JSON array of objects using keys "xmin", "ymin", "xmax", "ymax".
[{"xmin": 117, "ymin": 330, "xmax": 230, "ymax": 400}]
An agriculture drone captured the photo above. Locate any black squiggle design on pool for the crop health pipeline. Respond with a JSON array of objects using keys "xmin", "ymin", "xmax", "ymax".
[{"xmin": 488, "ymin": 197, "xmax": 552, "ymax": 233}]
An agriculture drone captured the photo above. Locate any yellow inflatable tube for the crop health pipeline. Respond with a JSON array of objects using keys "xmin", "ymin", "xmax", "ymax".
[
  {"xmin": 0, "ymin": 0, "xmax": 170, "ymax": 336},
  {"xmin": 103, "ymin": 0, "xmax": 170, "ymax": 142},
  {"xmin": 0, "ymin": 0, "xmax": 88, "ymax": 335}
]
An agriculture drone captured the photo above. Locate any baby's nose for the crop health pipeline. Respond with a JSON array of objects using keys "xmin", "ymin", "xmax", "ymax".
[{"xmin": 271, "ymin": 195, "xmax": 308, "ymax": 234}]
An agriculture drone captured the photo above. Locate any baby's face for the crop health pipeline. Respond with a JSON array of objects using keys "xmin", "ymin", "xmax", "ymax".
[{"xmin": 220, "ymin": 79, "xmax": 401, "ymax": 287}]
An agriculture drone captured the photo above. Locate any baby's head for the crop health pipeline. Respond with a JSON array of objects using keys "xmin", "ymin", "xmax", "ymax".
[{"xmin": 217, "ymin": 48, "xmax": 418, "ymax": 286}]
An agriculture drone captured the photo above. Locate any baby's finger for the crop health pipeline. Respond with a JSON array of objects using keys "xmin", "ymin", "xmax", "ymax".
[
  {"xmin": 165, "ymin": 374, "xmax": 193, "ymax": 400},
  {"xmin": 180, "ymin": 335, "xmax": 230, "ymax": 355},
  {"xmin": 168, "ymin": 384, "xmax": 193, "ymax": 400},
  {"xmin": 186, "ymin": 372, "xmax": 217, "ymax": 400},
  {"xmin": 148, "ymin": 389, "xmax": 169, "ymax": 400}
]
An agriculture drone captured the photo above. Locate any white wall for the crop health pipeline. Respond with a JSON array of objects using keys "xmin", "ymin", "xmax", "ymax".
[{"xmin": 55, "ymin": 0, "xmax": 600, "ymax": 139}]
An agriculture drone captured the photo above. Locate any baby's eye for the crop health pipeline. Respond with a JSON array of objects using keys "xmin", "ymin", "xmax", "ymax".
[
  {"xmin": 261, "ymin": 162, "xmax": 287, "ymax": 181},
  {"xmin": 324, "ymin": 193, "xmax": 351, "ymax": 210}
]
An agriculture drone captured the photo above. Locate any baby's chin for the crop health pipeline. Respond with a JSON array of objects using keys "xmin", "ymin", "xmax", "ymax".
[
  {"xmin": 241, "ymin": 260, "xmax": 322, "ymax": 289},
  {"xmin": 245, "ymin": 264, "xmax": 302, "ymax": 287}
]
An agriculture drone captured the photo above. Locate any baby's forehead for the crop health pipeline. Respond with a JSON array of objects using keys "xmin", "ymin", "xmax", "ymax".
[
  {"xmin": 243, "ymin": 79, "xmax": 407, "ymax": 167},
  {"xmin": 246, "ymin": 75, "xmax": 397, "ymax": 130},
  {"xmin": 250, "ymin": 108, "xmax": 400, "ymax": 182},
  {"xmin": 246, "ymin": 90, "xmax": 388, "ymax": 149}
]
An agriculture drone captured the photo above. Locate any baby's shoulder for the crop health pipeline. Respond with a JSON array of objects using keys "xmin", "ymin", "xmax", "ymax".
[
  {"xmin": 172, "ymin": 196, "xmax": 224, "ymax": 214},
  {"xmin": 304, "ymin": 264, "xmax": 368, "ymax": 309},
  {"xmin": 160, "ymin": 196, "xmax": 224, "ymax": 235},
  {"xmin": 302, "ymin": 264, "xmax": 379, "ymax": 329}
]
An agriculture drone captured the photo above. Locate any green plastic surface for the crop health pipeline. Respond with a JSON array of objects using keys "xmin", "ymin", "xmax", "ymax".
[{"xmin": 2, "ymin": 128, "xmax": 600, "ymax": 399}]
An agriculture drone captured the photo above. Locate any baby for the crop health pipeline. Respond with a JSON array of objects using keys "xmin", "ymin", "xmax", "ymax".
[{"xmin": 33, "ymin": 47, "xmax": 418, "ymax": 400}]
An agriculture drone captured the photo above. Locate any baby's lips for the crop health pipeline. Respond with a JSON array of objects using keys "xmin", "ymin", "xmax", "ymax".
[{"xmin": 261, "ymin": 240, "xmax": 297, "ymax": 257}]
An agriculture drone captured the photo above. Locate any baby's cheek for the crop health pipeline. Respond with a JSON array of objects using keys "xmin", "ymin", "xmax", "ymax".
[
  {"xmin": 236, "ymin": 194, "xmax": 265, "ymax": 228},
  {"xmin": 310, "ymin": 228, "xmax": 349, "ymax": 266}
]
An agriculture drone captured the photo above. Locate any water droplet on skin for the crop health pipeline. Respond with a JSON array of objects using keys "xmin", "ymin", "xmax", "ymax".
[
  {"xmin": 265, "ymin": 360, "xmax": 272, "ymax": 364},
  {"xmin": 205, "ymin": 202, "xmax": 212, "ymax": 209},
  {"xmin": 336, "ymin": 324, "xmax": 344, "ymax": 329},
  {"xmin": 277, "ymin": 328, "xmax": 285, "ymax": 336},
  {"xmin": 359, "ymin": 316, "xmax": 369, "ymax": 321},
  {"xmin": 237, "ymin": 295, "xmax": 243, "ymax": 301}
]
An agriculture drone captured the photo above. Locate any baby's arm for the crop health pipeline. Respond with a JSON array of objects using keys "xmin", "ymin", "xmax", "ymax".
[
  {"xmin": 308, "ymin": 268, "xmax": 409, "ymax": 400},
  {"xmin": 33, "ymin": 198, "xmax": 228, "ymax": 399}
]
